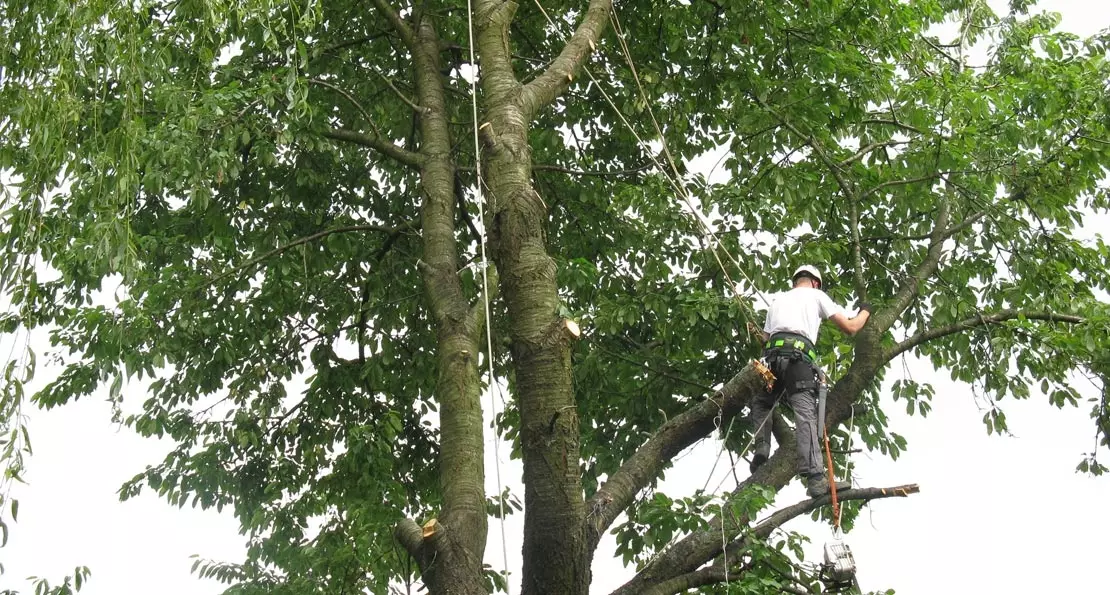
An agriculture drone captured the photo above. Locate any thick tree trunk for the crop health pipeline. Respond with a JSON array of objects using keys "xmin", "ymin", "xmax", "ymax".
[
  {"xmin": 469, "ymin": 1, "xmax": 612, "ymax": 592},
  {"xmin": 484, "ymin": 108, "xmax": 590, "ymax": 595},
  {"xmin": 406, "ymin": 16, "xmax": 489, "ymax": 595}
]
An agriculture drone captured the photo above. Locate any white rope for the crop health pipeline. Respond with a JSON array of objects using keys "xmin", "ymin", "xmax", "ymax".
[
  {"xmin": 528, "ymin": 0, "xmax": 770, "ymax": 315},
  {"xmin": 836, "ymin": 403, "xmax": 858, "ymax": 530},
  {"xmin": 701, "ymin": 398, "xmax": 776, "ymax": 494},
  {"xmin": 465, "ymin": 3, "xmax": 511, "ymax": 591}
]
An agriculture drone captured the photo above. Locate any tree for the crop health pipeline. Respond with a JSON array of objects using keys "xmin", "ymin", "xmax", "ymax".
[{"xmin": 1, "ymin": 0, "xmax": 1108, "ymax": 594}]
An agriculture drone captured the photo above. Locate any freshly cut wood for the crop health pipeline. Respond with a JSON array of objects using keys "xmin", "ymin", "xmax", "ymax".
[
  {"xmin": 563, "ymin": 319, "xmax": 581, "ymax": 338},
  {"xmin": 422, "ymin": 518, "xmax": 440, "ymax": 539}
]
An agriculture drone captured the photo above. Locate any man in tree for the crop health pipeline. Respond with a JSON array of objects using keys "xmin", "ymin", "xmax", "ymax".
[{"xmin": 749, "ymin": 265, "xmax": 872, "ymax": 497}]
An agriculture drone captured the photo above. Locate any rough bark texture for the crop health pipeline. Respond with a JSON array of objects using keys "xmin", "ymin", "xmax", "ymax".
[
  {"xmin": 400, "ymin": 10, "xmax": 489, "ymax": 595},
  {"xmin": 470, "ymin": 1, "xmax": 613, "ymax": 593}
]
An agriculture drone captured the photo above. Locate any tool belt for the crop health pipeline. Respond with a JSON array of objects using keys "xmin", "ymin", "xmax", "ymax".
[
  {"xmin": 762, "ymin": 332, "xmax": 819, "ymax": 395},
  {"xmin": 763, "ymin": 332, "xmax": 817, "ymax": 362}
]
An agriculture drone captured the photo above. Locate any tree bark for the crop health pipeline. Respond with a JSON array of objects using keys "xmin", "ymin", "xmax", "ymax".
[
  {"xmin": 472, "ymin": 1, "xmax": 612, "ymax": 592},
  {"xmin": 396, "ymin": 12, "xmax": 488, "ymax": 595}
]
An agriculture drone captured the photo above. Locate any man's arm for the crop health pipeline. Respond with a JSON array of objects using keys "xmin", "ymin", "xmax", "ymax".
[{"xmin": 829, "ymin": 304, "xmax": 871, "ymax": 335}]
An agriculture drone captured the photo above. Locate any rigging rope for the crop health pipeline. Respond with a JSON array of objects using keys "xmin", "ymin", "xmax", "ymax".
[
  {"xmin": 465, "ymin": 2, "xmax": 511, "ymax": 590},
  {"xmin": 529, "ymin": 0, "xmax": 770, "ymax": 321}
]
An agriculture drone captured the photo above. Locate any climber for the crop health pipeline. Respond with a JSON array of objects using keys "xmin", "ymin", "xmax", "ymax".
[{"xmin": 748, "ymin": 265, "xmax": 872, "ymax": 497}]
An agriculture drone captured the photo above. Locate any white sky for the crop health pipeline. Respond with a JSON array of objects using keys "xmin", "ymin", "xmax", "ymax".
[{"xmin": 2, "ymin": 1, "xmax": 1108, "ymax": 594}]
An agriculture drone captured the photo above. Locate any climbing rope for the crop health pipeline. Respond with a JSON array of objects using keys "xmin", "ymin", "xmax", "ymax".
[
  {"xmin": 529, "ymin": 0, "xmax": 770, "ymax": 324},
  {"xmin": 465, "ymin": 1, "xmax": 511, "ymax": 590}
]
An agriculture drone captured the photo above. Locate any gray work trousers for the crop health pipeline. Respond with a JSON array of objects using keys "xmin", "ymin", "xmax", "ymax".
[{"xmin": 750, "ymin": 385, "xmax": 823, "ymax": 478}]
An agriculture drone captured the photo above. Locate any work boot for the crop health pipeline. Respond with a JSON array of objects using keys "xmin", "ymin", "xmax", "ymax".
[
  {"xmin": 749, "ymin": 452, "xmax": 768, "ymax": 474},
  {"xmin": 806, "ymin": 473, "xmax": 851, "ymax": 498}
]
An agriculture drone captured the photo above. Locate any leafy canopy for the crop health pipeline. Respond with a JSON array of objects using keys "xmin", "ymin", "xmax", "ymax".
[{"xmin": 1, "ymin": 0, "xmax": 1109, "ymax": 593}]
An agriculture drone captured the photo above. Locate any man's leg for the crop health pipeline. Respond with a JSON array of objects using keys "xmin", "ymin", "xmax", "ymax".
[
  {"xmin": 748, "ymin": 389, "xmax": 776, "ymax": 472},
  {"xmin": 786, "ymin": 388, "xmax": 823, "ymax": 478},
  {"xmin": 789, "ymin": 386, "xmax": 851, "ymax": 497}
]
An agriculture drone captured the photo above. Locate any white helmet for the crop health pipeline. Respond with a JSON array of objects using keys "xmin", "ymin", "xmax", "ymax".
[{"xmin": 792, "ymin": 265, "xmax": 823, "ymax": 286}]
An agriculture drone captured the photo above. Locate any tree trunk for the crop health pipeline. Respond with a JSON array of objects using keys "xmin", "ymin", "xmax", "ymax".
[
  {"xmin": 409, "ymin": 16, "xmax": 489, "ymax": 595},
  {"xmin": 483, "ymin": 108, "xmax": 589, "ymax": 595}
]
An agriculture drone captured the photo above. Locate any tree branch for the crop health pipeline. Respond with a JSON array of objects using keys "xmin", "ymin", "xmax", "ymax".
[
  {"xmin": 861, "ymin": 173, "xmax": 941, "ymax": 199},
  {"xmin": 838, "ymin": 140, "xmax": 906, "ymax": 168},
  {"xmin": 874, "ymin": 197, "xmax": 950, "ymax": 334},
  {"xmin": 369, "ymin": 0, "xmax": 415, "ymax": 49},
  {"xmin": 849, "ymin": 195, "xmax": 866, "ymax": 299},
  {"xmin": 860, "ymin": 117, "xmax": 927, "ymax": 136},
  {"xmin": 199, "ymin": 222, "xmax": 418, "ymax": 290},
  {"xmin": 612, "ymin": 481, "xmax": 921, "ymax": 595},
  {"xmin": 310, "ymin": 78, "xmax": 382, "ymax": 132},
  {"xmin": 520, "ymin": 0, "xmax": 613, "ymax": 119},
  {"xmin": 533, "ymin": 161, "xmax": 653, "ymax": 177},
  {"xmin": 394, "ymin": 518, "xmax": 426, "ymax": 558},
  {"xmin": 885, "ymin": 310, "xmax": 1085, "ymax": 362},
  {"xmin": 586, "ymin": 364, "xmax": 766, "ymax": 552},
  {"xmin": 752, "ymin": 484, "xmax": 920, "ymax": 540},
  {"xmin": 321, "ymin": 128, "xmax": 424, "ymax": 168},
  {"xmin": 366, "ymin": 62, "xmax": 428, "ymax": 114}
]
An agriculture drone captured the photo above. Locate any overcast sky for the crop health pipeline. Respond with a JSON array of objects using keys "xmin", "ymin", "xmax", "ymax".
[{"xmin": 2, "ymin": 1, "xmax": 1107, "ymax": 594}]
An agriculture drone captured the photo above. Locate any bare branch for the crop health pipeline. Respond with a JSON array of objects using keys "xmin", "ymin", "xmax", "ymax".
[
  {"xmin": 321, "ymin": 128, "xmax": 424, "ymax": 168},
  {"xmin": 751, "ymin": 485, "xmax": 920, "ymax": 539},
  {"xmin": 520, "ymin": 0, "xmax": 613, "ymax": 119},
  {"xmin": 885, "ymin": 310, "xmax": 1085, "ymax": 362}
]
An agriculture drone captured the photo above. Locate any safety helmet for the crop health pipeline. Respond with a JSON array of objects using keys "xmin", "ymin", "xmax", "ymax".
[{"xmin": 792, "ymin": 265, "xmax": 823, "ymax": 286}]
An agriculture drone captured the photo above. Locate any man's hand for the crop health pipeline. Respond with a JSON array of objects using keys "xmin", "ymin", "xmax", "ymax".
[
  {"xmin": 747, "ymin": 321, "xmax": 768, "ymax": 342},
  {"xmin": 855, "ymin": 301, "xmax": 873, "ymax": 314}
]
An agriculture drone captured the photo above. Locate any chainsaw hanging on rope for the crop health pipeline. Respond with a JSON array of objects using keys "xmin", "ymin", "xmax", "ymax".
[{"xmin": 818, "ymin": 371, "xmax": 861, "ymax": 593}]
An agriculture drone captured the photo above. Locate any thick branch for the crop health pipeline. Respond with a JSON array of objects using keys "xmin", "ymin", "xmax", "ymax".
[
  {"xmin": 369, "ymin": 0, "xmax": 415, "ymax": 48},
  {"xmin": 849, "ymin": 197, "xmax": 866, "ymax": 300},
  {"xmin": 520, "ymin": 0, "xmax": 613, "ymax": 119},
  {"xmin": 885, "ymin": 310, "xmax": 1085, "ymax": 362},
  {"xmin": 586, "ymin": 365, "xmax": 766, "ymax": 552},
  {"xmin": 321, "ymin": 128, "xmax": 424, "ymax": 168},
  {"xmin": 639, "ymin": 485, "xmax": 920, "ymax": 595},
  {"xmin": 395, "ymin": 518, "xmax": 426, "ymax": 558},
  {"xmin": 876, "ymin": 198, "xmax": 951, "ymax": 333}
]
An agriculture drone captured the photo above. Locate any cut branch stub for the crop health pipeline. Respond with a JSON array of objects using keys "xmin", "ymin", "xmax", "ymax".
[
  {"xmin": 422, "ymin": 518, "xmax": 441, "ymax": 538},
  {"xmin": 563, "ymin": 319, "xmax": 581, "ymax": 339}
]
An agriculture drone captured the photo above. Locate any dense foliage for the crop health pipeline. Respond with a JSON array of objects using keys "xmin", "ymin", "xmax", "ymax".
[{"xmin": 2, "ymin": 0, "xmax": 1108, "ymax": 593}]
